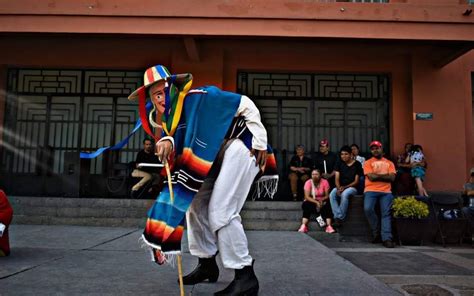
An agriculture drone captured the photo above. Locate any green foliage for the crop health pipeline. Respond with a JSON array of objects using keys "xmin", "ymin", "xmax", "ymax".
[{"xmin": 392, "ymin": 196, "xmax": 429, "ymax": 219}]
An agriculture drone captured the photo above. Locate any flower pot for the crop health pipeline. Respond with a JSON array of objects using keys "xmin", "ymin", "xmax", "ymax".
[{"xmin": 394, "ymin": 217, "xmax": 430, "ymax": 246}]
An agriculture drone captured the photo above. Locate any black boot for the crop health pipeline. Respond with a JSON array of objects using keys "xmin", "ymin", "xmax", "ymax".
[
  {"xmin": 181, "ymin": 255, "xmax": 219, "ymax": 285},
  {"xmin": 214, "ymin": 260, "xmax": 259, "ymax": 296}
]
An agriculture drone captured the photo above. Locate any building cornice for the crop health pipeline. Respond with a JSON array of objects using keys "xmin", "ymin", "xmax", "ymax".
[{"xmin": 0, "ymin": 0, "xmax": 473, "ymax": 41}]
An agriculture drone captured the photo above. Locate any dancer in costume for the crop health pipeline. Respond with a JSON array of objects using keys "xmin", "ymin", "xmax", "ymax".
[{"xmin": 128, "ymin": 65, "xmax": 278, "ymax": 296}]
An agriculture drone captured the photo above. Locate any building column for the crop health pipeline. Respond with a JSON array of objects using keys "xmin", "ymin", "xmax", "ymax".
[{"xmin": 411, "ymin": 53, "xmax": 470, "ymax": 191}]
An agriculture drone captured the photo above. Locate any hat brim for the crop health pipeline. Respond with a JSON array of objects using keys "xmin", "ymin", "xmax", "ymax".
[{"xmin": 128, "ymin": 73, "xmax": 191, "ymax": 101}]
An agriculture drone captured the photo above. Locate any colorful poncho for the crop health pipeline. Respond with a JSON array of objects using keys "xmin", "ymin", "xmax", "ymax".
[{"xmin": 140, "ymin": 85, "xmax": 278, "ymax": 256}]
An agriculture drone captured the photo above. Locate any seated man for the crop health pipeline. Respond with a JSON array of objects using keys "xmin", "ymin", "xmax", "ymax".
[
  {"xmin": 0, "ymin": 190, "xmax": 13, "ymax": 257},
  {"xmin": 330, "ymin": 145, "xmax": 363, "ymax": 227},
  {"xmin": 288, "ymin": 144, "xmax": 312, "ymax": 201},
  {"xmin": 131, "ymin": 138, "xmax": 161, "ymax": 193},
  {"xmin": 314, "ymin": 139, "xmax": 338, "ymax": 189}
]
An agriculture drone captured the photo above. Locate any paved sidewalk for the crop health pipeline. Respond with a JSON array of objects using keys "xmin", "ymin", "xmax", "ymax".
[
  {"xmin": 1, "ymin": 225, "xmax": 398, "ymax": 296},
  {"xmin": 309, "ymin": 232, "xmax": 474, "ymax": 296}
]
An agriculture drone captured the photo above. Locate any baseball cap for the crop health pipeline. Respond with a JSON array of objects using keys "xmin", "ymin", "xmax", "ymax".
[
  {"xmin": 369, "ymin": 140, "xmax": 382, "ymax": 148},
  {"xmin": 319, "ymin": 139, "xmax": 329, "ymax": 147}
]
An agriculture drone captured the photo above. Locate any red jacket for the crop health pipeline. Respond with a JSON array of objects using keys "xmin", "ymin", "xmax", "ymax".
[{"xmin": 0, "ymin": 190, "xmax": 13, "ymax": 256}]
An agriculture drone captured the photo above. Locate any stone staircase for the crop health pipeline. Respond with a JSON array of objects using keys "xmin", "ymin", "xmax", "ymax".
[
  {"xmin": 241, "ymin": 201, "xmax": 302, "ymax": 231},
  {"xmin": 10, "ymin": 196, "xmax": 153, "ymax": 228},
  {"xmin": 8, "ymin": 196, "xmax": 370, "ymax": 237},
  {"xmin": 9, "ymin": 197, "xmax": 304, "ymax": 230}
]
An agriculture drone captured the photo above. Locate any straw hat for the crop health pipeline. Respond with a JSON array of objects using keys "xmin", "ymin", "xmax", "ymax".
[{"xmin": 128, "ymin": 65, "xmax": 191, "ymax": 101}]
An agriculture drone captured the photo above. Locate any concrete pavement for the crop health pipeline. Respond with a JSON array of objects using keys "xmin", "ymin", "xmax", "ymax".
[
  {"xmin": 1, "ymin": 225, "xmax": 398, "ymax": 296},
  {"xmin": 309, "ymin": 232, "xmax": 474, "ymax": 295}
]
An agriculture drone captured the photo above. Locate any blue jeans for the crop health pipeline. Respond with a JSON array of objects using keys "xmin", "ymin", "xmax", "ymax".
[
  {"xmin": 329, "ymin": 187, "xmax": 358, "ymax": 220},
  {"xmin": 364, "ymin": 191, "xmax": 394, "ymax": 241}
]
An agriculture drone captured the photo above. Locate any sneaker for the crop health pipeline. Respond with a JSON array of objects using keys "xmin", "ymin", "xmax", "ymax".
[
  {"xmin": 316, "ymin": 215, "xmax": 326, "ymax": 228},
  {"xmin": 383, "ymin": 240, "xmax": 395, "ymax": 248},
  {"xmin": 298, "ymin": 224, "xmax": 308, "ymax": 233},
  {"xmin": 325, "ymin": 225, "xmax": 336, "ymax": 233}
]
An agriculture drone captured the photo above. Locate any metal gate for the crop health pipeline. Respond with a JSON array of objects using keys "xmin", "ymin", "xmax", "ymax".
[
  {"xmin": 237, "ymin": 72, "xmax": 390, "ymax": 174},
  {"xmin": 1, "ymin": 69, "xmax": 146, "ymax": 197}
]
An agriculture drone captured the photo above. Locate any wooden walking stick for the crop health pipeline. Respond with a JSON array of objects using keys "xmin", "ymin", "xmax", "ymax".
[{"xmin": 164, "ymin": 161, "xmax": 185, "ymax": 296}]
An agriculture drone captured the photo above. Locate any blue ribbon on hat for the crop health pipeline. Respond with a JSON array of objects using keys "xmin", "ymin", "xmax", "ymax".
[{"xmin": 80, "ymin": 102, "xmax": 153, "ymax": 159}]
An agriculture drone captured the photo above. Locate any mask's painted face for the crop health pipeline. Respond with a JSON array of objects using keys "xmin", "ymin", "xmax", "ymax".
[{"xmin": 149, "ymin": 80, "xmax": 167, "ymax": 114}]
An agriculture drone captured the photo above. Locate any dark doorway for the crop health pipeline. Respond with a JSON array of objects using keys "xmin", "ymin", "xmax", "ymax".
[
  {"xmin": 237, "ymin": 71, "xmax": 390, "ymax": 199},
  {"xmin": 1, "ymin": 69, "xmax": 146, "ymax": 197}
]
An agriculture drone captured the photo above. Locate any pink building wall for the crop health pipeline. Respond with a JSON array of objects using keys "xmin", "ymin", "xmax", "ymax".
[{"xmin": 0, "ymin": 0, "xmax": 472, "ymax": 192}]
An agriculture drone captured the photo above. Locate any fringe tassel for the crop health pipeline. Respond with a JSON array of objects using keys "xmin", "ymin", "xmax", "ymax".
[
  {"xmin": 251, "ymin": 176, "xmax": 279, "ymax": 200},
  {"xmin": 139, "ymin": 235, "xmax": 181, "ymax": 268}
]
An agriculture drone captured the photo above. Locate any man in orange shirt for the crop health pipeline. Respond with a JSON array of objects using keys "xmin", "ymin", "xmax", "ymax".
[{"xmin": 363, "ymin": 141, "xmax": 396, "ymax": 248}]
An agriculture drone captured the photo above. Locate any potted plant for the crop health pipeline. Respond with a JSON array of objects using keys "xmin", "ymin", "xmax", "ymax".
[{"xmin": 392, "ymin": 196, "xmax": 430, "ymax": 245}]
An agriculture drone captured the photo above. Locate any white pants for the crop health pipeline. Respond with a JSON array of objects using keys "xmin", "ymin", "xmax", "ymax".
[{"xmin": 186, "ymin": 140, "xmax": 260, "ymax": 269}]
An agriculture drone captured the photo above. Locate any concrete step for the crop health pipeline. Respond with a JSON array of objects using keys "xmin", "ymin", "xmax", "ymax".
[
  {"xmin": 243, "ymin": 201, "xmax": 301, "ymax": 210},
  {"xmin": 15, "ymin": 206, "xmax": 148, "ymax": 219},
  {"xmin": 10, "ymin": 196, "xmax": 151, "ymax": 227},
  {"xmin": 11, "ymin": 196, "xmax": 154, "ymax": 209},
  {"xmin": 10, "ymin": 197, "xmax": 304, "ymax": 230},
  {"xmin": 241, "ymin": 209, "xmax": 301, "ymax": 221},
  {"xmin": 13, "ymin": 215, "xmax": 146, "ymax": 228},
  {"xmin": 242, "ymin": 219, "xmax": 302, "ymax": 231},
  {"xmin": 9, "ymin": 197, "xmax": 370, "ymax": 234}
]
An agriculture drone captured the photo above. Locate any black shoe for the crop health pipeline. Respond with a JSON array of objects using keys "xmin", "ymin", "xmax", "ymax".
[
  {"xmin": 181, "ymin": 255, "xmax": 219, "ymax": 285},
  {"xmin": 371, "ymin": 235, "xmax": 382, "ymax": 244},
  {"xmin": 383, "ymin": 240, "xmax": 395, "ymax": 248},
  {"xmin": 214, "ymin": 260, "xmax": 259, "ymax": 296}
]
